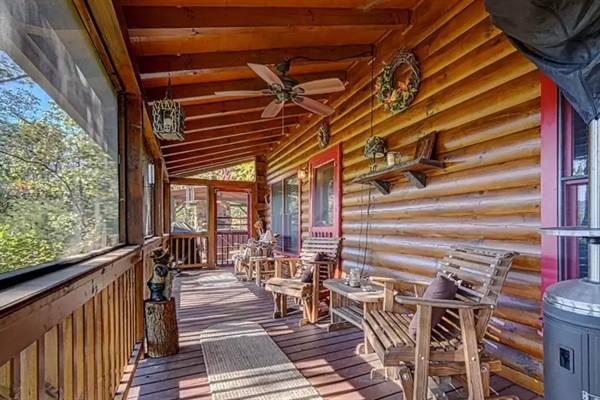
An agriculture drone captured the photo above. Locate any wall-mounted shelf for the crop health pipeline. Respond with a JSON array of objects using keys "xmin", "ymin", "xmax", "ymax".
[{"xmin": 351, "ymin": 157, "xmax": 445, "ymax": 194}]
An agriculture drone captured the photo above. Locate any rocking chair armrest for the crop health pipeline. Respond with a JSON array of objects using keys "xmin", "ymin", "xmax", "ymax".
[
  {"xmin": 394, "ymin": 295, "xmax": 494, "ymax": 310},
  {"xmin": 273, "ymin": 257, "xmax": 301, "ymax": 263}
]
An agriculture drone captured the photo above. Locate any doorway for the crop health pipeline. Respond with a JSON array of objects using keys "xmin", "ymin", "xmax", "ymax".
[{"xmin": 215, "ymin": 189, "xmax": 251, "ymax": 267}]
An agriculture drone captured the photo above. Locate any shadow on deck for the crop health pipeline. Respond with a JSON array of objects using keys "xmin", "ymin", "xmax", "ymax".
[{"xmin": 127, "ymin": 269, "xmax": 542, "ymax": 400}]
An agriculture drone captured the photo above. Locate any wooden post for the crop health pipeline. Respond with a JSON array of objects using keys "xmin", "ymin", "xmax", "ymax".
[
  {"xmin": 135, "ymin": 261, "xmax": 144, "ymax": 342},
  {"xmin": 154, "ymin": 163, "xmax": 164, "ymax": 236},
  {"xmin": 164, "ymin": 183, "xmax": 171, "ymax": 237},
  {"xmin": 144, "ymin": 300, "xmax": 179, "ymax": 358},
  {"xmin": 208, "ymin": 185, "xmax": 216, "ymax": 269},
  {"xmin": 126, "ymin": 95, "xmax": 145, "ymax": 246}
]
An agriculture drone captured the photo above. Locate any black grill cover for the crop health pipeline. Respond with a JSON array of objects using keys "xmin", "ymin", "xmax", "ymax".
[{"xmin": 485, "ymin": 0, "xmax": 600, "ymax": 124}]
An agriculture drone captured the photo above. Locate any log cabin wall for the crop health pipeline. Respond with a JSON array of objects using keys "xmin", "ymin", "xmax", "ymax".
[{"xmin": 265, "ymin": 0, "xmax": 543, "ymax": 394}]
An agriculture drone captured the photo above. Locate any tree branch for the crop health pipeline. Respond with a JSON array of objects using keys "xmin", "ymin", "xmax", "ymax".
[{"xmin": 0, "ymin": 74, "xmax": 28, "ymax": 84}]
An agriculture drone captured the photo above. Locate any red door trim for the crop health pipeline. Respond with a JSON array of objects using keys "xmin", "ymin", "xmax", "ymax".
[
  {"xmin": 540, "ymin": 73, "xmax": 559, "ymax": 294},
  {"xmin": 308, "ymin": 143, "xmax": 342, "ymax": 238}
]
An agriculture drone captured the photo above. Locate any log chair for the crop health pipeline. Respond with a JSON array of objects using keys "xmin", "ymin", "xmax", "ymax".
[{"xmin": 363, "ymin": 245, "xmax": 519, "ymax": 400}]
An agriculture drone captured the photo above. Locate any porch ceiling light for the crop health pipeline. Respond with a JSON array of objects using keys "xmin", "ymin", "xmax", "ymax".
[
  {"xmin": 364, "ymin": 136, "xmax": 386, "ymax": 171},
  {"xmin": 152, "ymin": 76, "xmax": 185, "ymax": 141}
]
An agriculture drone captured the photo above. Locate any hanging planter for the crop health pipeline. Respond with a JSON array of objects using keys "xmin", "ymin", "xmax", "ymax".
[
  {"xmin": 152, "ymin": 76, "xmax": 185, "ymax": 141},
  {"xmin": 374, "ymin": 50, "xmax": 420, "ymax": 115}
]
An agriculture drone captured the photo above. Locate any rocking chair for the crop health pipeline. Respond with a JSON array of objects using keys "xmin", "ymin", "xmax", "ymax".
[
  {"xmin": 363, "ymin": 245, "xmax": 519, "ymax": 400},
  {"xmin": 265, "ymin": 237, "xmax": 342, "ymax": 326}
]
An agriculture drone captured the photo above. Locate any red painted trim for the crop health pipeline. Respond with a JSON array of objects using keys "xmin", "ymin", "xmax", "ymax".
[
  {"xmin": 540, "ymin": 73, "xmax": 559, "ymax": 294},
  {"xmin": 212, "ymin": 187, "xmax": 252, "ymax": 264},
  {"xmin": 308, "ymin": 143, "xmax": 343, "ymax": 277}
]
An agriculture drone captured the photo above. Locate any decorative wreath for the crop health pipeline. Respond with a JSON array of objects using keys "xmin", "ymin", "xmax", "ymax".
[{"xmin": 374, "ymin": 50, "xmax": 420, "ymax": 115}]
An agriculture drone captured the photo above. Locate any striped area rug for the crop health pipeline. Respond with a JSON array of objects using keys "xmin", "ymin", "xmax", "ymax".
[{"xmin": 201, "ymin": 322, "xmax": 323, "ymax": 400}]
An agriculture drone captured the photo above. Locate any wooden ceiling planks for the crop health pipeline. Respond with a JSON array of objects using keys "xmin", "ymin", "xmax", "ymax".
[{"xmin": 114, "ymin": 0, "xmax": 415, "ymax": 175}]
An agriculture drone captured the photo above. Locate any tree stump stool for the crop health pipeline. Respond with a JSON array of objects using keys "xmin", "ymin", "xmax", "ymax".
[{"xmin": 144, "ymin": 298, "xmax": 179, "ymax": 358}]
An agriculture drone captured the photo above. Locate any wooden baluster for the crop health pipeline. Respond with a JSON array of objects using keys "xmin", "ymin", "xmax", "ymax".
[
  {"xmin": 94, "ymin": 295, "xmax": 104, "ymax": 400},
  {"xmin": 20, "ymin": 340, "xmax": 40, "ymax": 400},
  {"xmin": 135, "ymin": 261, "xmax": 144, "ymax": 342},
  {"xmin": 74, "ymin": 308, "xmax": 85, "ymax": 400},
  {"xmin": 84, "ymin": 299, "xmax": 96, "ymax": 400},
  {"xmin": 0, "ymin": 358, "xmax": 19, "ymax": 400},
  {"xmin": 119, "ymin": 274, "xmax": 125, "ymax": 373},
  {"xmin": 61, "ymin": 315, "xmax": 74, "ymax": 400},
  {"xmin": 44, "ymin": 326, "xmax": 59, "ymax": 399},
  {"xmin": 108, "ymin": 283, "xmax": 116, "ymax": 398},
  {"xmin": 101, "ymin": 289, "xmax": 111, "ymax": 397}
]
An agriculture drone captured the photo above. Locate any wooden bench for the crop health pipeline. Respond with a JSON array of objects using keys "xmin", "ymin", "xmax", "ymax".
[
  {"xmin": 363, "ymin": 245, "xmax": 519, "ymax": 400},
  {"xmin": 265, "ymin": 237, "xmax": 342, "ymax": 326}
]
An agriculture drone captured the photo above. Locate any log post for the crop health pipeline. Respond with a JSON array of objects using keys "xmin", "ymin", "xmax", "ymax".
[{"xmin": 144, "ymin": 299, "xmax": 179, "ymax": 358}]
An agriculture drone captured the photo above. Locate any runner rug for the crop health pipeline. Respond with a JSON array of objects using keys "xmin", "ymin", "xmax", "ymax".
[{"xmin": 200, "ymin": 322, "xmax": 323, "ymax": 400}]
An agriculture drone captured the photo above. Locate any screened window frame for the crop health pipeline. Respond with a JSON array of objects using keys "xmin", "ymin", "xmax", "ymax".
[
  {"xmin": 143, "ymin": 149, "xmax": 156, "ymax": 238},
  {"xmin": 270, "ymin": 171, "xmax": 301, "ymax": 255},
  {"xmin": 0, "ymin": 0, "xmax": 126, "ymax": 288}
]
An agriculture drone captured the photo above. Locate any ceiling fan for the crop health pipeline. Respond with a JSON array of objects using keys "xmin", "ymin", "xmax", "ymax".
[{"xmin": 214, "ymin": 61, "xmax": 346, "ymax": 118}]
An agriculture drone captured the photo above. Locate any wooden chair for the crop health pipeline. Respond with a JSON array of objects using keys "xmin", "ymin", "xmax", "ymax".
[
  {"xmin": 265, "ymin": 237, "xmax": 343, "ymax": 326},
  {"xmin": 363, "ymin": 245, "xmax": 519, "ymax": 400},
  {"xmin": 233, "ymin": 233, "xmax": 279, "ymax": 281}
]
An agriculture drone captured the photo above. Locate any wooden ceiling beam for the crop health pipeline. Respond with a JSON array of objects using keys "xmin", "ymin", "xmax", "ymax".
[
  {"xmin": 137, "ymin": 45, "xmax": 372, "ymax": 74},
  {"xmin": 183, "ymin": 96, "xmax": 325, "ymax": 119},
  {"xmin": 171, "ymin": 156, "xmax": 257, "ymax": 176},
  {"xmin": 168, "ymin": 147, "xmax": 269, "ymax": 171},
  {"xmin": 161, "ymin": 122, "xmax": 293, "ymax": 149},
  {"xmin": 124, "ymin": 7, "xmax": 410, "ymax": 30},
  {"xmin": 184, "ymin": 109, "xmax": 305, "ymax": 132},
  {"xmin": 166, "ymin": 139, "xmax": 278, "ymax": 164},
  {"xmin": 121, "ymin": 0, "xmax": 417, "ymax": 8},
  {"xmin": 163, "ymin": 130, "xmax": 284, "ymax": 157},
  {"xmin": 145, "ymin": 70, "xmax": 347, "ymax": 102}
]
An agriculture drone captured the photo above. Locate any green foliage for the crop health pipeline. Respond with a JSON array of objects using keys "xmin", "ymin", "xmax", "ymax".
[
  {"xmin": 0, "ymin": 52, "xmax": 119, "ymax": 274},
  {"xmin": 192, "ymin": 161, "xmax": 256, "ymax": 181}
]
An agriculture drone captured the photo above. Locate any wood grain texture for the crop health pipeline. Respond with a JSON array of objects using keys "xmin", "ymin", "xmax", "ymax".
[{"xmin": 264, "ymin": 1, "xmax": 544, "ymax": 393}]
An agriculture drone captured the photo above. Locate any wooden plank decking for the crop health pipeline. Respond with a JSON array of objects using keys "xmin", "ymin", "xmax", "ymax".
[{"xmin": 127, "ymin": 270, "xmax": 542, "ymax": 400}]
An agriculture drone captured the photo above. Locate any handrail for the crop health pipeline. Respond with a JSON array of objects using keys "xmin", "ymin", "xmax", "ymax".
[{"xmin": 0, "ymin": 245, "xmax": 146, "ymax": 399}]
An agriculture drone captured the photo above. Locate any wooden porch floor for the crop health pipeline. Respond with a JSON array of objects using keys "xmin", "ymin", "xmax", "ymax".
[{"xmin": 127, "ymin": 270, "xmax": 542, "ymax": 400}]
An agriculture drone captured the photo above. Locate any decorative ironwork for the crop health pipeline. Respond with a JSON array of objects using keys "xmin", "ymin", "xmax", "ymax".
[
  {"xmin": 152, "ymin": 76, "xmax": 185, "ymax": 141},
  {"xmin": 317, "ymin": 122, "xmax": 330, "ymax": 149}
]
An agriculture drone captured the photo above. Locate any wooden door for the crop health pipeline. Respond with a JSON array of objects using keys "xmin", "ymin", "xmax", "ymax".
[{"xmin": 308, "ymin": 144, "xmax": 342, "ymax": 238}]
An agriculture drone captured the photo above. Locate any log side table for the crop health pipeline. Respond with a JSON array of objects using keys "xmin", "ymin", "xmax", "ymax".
[{"xmin": 323, "ymin": 279, "xmax": 384, "ymax": 332}]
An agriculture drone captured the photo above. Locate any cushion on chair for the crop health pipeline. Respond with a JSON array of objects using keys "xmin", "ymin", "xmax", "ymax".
[
  {"xmin": 300, "ymin": 252, "xmax": 327, "ymax": 283},
  {"xmin": 408, "ymin": 275, "xmax": 458, "ymax": 339}
]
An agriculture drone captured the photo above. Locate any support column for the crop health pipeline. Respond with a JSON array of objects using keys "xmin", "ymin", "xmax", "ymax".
[
  {"xmin": 588, "ymin": 118, "xmax": 600, "ymax": 282},
  {"xmin": 126, "ymin": 95, "xmax": 144, "ymax": 246}
]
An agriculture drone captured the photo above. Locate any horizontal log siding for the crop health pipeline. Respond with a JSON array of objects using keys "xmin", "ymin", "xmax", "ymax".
[{"xmin": 265, "ymin": 1, "xmax": 543, "ymax": 394}]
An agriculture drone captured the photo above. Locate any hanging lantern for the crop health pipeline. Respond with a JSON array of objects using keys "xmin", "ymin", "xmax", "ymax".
[
  {"xmin": 364, "ymin": 136, "xmax": 386, "ymax": 171},
  {"xmin": 152, "ymin": 76, "xmax": 185, "ymax": 141}
]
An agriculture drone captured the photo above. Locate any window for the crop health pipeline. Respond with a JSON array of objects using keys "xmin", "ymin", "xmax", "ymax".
[
  {"xmin": 143, "ymin": 151, "xmax": 155, "ymax": 238},
  {"xmin": 170, "ymin": 185, "xmax": 208, "ymax": 233},
  {"xmin": 558, "ymin": 94, "xmax": 589, "ymax": 280},
  {"xmin": 270, "ymin": 175, "xmax": 300, "ymax": 253},
  {"xmin": 312, "ymin": 161, "xmax": 335, "ymax": 227},
  {"xmin": 0, "ymin": 1, "xmax": 120, "ymax": 275}
]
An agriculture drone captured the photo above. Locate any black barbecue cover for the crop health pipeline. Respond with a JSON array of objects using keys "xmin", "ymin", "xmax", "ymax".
[{"xmin": 485, "ymin": 0, "xmax": 600, "ymax": 124}]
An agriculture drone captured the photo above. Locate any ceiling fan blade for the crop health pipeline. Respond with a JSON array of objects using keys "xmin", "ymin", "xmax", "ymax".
[
  {"xmin": 214, "ymin": 90, "xmax": 271, "ymax": 97},
  {"xmin": 292, "ymin": 96, "xmax": 335, "ymax": 116},
  {"xmin": 247, "ymin": 63, "xmax": 284, "ymax": 87},
  {"xmin": 293, "ymin": 78, "xmax": 345, "ymax": 95},
  {"xmin": 261, "ymin": 99, "xmax": 284, "ymax": 118}
]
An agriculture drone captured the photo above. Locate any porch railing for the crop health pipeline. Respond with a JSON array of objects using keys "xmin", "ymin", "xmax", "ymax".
[
  {"xmin": 169, "ymin": 233, "xmax": 208, "ymax": 268},
  {"xmin": 216, "ymin": 231, "xmax": 249, "ymax": 266},
  {"xmin": 0, "ymin": 242, "xmax": 161, "ymax": 400}
]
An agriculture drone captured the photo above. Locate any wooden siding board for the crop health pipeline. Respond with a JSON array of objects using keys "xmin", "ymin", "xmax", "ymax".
[{"xmin": 264, "ymin": 6, "xmax": 543, "ymax": 393}]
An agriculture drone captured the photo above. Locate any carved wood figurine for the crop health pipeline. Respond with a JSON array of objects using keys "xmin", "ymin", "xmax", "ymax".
[{"xmin": 147, "ymin": 248, "xmax": 176, "ymax": 302}]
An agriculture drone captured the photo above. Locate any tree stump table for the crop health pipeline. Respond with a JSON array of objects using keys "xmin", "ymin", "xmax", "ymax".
[{"xmin": 144, "ymin": 298, "xmax": 179, "ymax": 358}]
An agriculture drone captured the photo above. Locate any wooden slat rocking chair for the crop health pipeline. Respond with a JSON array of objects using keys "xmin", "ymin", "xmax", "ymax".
[
  {"xmin": 265, "ymin": 237, "xmax": 343, "ymax": 326},
  {"xmin": 363, "ymin": 245, "xmax": 519, "ymax": 400}
]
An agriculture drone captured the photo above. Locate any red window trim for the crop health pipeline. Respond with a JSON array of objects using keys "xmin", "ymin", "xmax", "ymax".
[
  {"xmin": 540, "ymin": 73, "xmax": 559, "ymax": 294},
  {"xmin": 269, "ymin": 170, "xmax": 302, "ymax": 256},
  {"xmin": 308, "ymin": 143, "xmax": 342, "ymax": 238}
]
